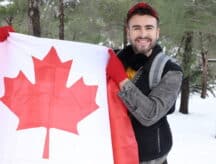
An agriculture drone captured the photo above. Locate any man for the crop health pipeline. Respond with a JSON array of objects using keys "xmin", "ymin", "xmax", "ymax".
[{"xmin": 107, "ymin": 2, "xmax": 183, "ymax": 164}]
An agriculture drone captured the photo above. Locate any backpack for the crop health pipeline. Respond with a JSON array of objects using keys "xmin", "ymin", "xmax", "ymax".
[
  {"xmin": 114, "ymin": 49, "xmax": 170, "ymax": 89},
  {"xmin": 115, "ymin": 49, "xmax": 175, "ymax": 114},
  {"xmin": 150, "ymin": 52, "xmax": 177, "ymax": 114},
  {"xmin": 149, "ymin": 52, "xmax": 170, "ymax": 89}
]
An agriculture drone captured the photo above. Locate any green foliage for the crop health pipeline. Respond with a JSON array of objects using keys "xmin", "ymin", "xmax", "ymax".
[
  {"xmin": 1, "ymin": 0, "xmax": 216, "ymax": 45},
  {"xmin": 0, "ymin": 2, "xmax": 16, "ymax": 23},
  {"xmin": 0, "ymin": 0, "xmax": 216, "ymax": 93}
]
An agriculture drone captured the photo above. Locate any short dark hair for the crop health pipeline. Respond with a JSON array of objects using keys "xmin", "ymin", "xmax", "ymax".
[{"xmin": 126, "ymin": 2, "xmax": 159, "ymax": 24}]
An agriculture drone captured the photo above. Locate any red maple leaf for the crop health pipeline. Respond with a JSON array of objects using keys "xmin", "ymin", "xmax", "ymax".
[{"xmin": 0, "ymin": 47, "xmax": 99, "ymax": 159}]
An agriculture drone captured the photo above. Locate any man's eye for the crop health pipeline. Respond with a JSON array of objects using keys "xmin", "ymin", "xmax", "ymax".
[
  {"xmin": 146, "ymin": 27, "xmax": 153, "ymax": 30},
  {"xmin": 133, "ymin": 27, "xmax": 140, "ymax": 31}
]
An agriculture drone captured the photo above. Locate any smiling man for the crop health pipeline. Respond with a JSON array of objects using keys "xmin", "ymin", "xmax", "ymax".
[
  {"xmin": 127, "ymin": 12, "xmax": 159, "ymax": 57},
  {"xmin": 106, "ymin": 2, "xmax": 183, "ymax": 164}
]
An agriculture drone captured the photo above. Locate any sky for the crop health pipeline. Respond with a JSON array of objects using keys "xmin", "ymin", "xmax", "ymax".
[
  {"xmin": 0, "ymin": 0, "xmax": 12, "ymax": 6},
  {"xmin": 168, "ymin": 93, "xmax": 216, "ymax": 164}
]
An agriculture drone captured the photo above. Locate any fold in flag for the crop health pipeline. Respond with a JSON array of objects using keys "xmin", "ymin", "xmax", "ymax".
[{"xmin": 0, "ymin": 33, "xmax": 138, "ymax": 164}]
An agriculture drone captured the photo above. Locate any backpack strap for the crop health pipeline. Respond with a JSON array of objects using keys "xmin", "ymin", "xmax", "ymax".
[{"xmin": 149, "ymin": 52, "xmax": 170, "ymax": 89}]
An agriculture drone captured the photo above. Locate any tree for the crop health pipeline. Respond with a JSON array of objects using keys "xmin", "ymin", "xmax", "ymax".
[
  {"xmin": 1, "ymin": 1, "xmax": 216, "ymax": 106},
  {"xmin": 179, "ymin": 32, "xmax": 194, "ymax": 114},
  {"xmin": 0, "ymin": 0, "xmax": 16, "ymax": 25},
  {"xmin": 28, "ymin": 0, "xmax": 41, "ymax": 36},
  {"xmin": 153, "ymin": 0, "xmax": 216, "ymax": 113},
  {"xmin": 199, "ymin": 32, "xmax": 208, "ymax": 98},
  {"xmin": 59, "ymin": 0, "xmax": 64, "ymax": 40},
  {"xmin": 95, "ymin": 0, "xmax": 135, "ymax": 48}
]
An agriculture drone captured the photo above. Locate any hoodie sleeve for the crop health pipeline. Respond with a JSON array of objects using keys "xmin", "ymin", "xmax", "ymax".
[{"xmin": 118, "ymin": 70, "xmax": 183, "ymax": 127}]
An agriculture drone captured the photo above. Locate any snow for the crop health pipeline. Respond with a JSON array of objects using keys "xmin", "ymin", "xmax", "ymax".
[{"xmin": 168, "ymin": 93, "xmax": 216, "ymax": 163}]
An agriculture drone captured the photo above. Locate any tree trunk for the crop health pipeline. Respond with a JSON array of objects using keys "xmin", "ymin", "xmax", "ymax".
[
  {"xmin": 199, "ymin": 32, "xmax": 208, "ymax": 98},
  {"xmin": 200, "ymin": 50, "xmax": 208, "ymax": 98},
  {"xmin": 59, "ymin": 0, "xmax": 64, "ymax": 40},
  {"xmin": 28, "ymin": 0, "xmax": 41, "ymax": 37},
  {"xmin": 179, "ymin": 31, "xmax": 193, "ymax": 114},
  {"xmin": 5, "ymin": 16, "xmax": 13, "ymax": 25},
  {"xmin": 180, "ymin": 77, "xmax": 190, "ymax": 114},
  {"xmin": 123, "ymin": 19, "xmax": 127, "ymax": 48}
]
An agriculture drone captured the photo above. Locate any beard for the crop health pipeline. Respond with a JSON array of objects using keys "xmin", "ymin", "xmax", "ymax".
[{"xmin": 130, "ymin": 37, "xmax": 157, "ymax": 56}]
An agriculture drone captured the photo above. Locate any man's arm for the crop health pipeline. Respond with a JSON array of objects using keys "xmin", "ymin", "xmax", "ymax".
[{"xmin": 119, "ymin": 70, "xmax": 183, "ymax": 127}]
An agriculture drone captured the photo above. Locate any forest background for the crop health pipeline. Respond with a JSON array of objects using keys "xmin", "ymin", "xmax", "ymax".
[{"xmin": 0, "ymin": 0, "xmax": 216, "ymax": 113}]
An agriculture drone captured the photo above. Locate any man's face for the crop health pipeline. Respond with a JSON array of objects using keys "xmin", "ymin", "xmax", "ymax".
[{"xmin": 127, "ymin": 14, "xmax": 160, "ymax": 56}]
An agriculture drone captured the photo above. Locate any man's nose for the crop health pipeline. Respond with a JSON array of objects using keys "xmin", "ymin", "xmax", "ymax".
[{"xmin": 139, "ymin": 28, "xmax": 147, "ymax": 37}]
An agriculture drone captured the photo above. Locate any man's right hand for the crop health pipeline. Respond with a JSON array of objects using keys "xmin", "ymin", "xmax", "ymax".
[
  {"xmin": 0, "ymin": 26, "xmax": 15, "ymax": 42},
  {"xmin": 106, "ymin": 49, "xmax": 128, "ymax": 86}
]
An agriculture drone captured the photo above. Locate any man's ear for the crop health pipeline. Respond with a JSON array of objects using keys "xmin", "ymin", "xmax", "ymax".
[
  {"xmin": 156, "ymin": 27, "xmax": 160, "ymax": 40},
  {"xmin": 126, "ymin": 27, "xmax": 130, "ymax": 41}
]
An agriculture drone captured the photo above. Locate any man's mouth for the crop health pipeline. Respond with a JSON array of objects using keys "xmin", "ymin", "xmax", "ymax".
[{"xmin": 136, "ymin": 38, "xmax": 151, "ymax": 46}]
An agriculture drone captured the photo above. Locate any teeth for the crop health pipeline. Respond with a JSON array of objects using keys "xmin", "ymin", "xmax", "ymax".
[
  {"xmin": 140, "ymin": 40, "xmax": 147, "ymax": 43},
  {"xmin": 138, "ymin": 39, "xmax": 149, "ymax": 44}
]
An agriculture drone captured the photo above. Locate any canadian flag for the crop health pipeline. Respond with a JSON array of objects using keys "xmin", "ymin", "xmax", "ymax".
[{"xmin": 0, "ymin": 32, "xmax": 138, "ymax": 164}]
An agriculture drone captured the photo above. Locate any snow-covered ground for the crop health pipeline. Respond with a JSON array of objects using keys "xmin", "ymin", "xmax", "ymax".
[{"xmin": 168, "ymin": 93, "xmax": 216, "ymax": 164}]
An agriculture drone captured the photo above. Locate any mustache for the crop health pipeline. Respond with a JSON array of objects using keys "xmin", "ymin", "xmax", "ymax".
[{"xmin": 135, "ymin": 37, "xmax": 152, "ymax": 41}]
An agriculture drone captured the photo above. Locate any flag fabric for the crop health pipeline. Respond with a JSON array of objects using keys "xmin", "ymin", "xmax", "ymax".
[
  {"xmin": 107, "ymin": 79, "xmax": 139, "ymax": 164},
  {"xmin": 0, "ymin": 32, "xmax": 138, "ymax": 164}
]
